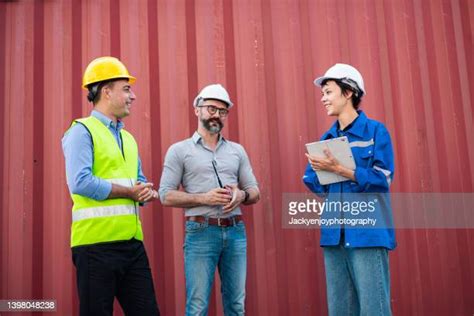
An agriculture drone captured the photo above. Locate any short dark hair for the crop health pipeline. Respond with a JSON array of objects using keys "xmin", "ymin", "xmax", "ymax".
[
  {"xmin": 87, "ymin": 79, "xmax": 119, "ymax": 105},
  {"xmin": 321, "ymin": 78, "xmax": 362, "ymax": 109}
]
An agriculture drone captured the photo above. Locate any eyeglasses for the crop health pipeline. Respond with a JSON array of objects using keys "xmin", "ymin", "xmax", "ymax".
[{"xmin": 198, "ymin": 105, "xmax": 229, "ymax": 117}]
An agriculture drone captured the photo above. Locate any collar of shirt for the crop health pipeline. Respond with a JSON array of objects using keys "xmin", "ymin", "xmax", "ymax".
[
  {"xmin": 326, "ymin": 110, "xmax": 368, "ymax": 138},
  {"xmin": 91, "ymin": 110, "xmax": 124, "ymax": 131},
  {"xmin": 192, "ymin": 131, "xmax": 227, "ymax": 146}
]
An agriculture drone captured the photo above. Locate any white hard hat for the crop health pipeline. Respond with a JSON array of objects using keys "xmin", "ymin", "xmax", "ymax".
[
  {"xmin": 193, "ymin": 84, "xmax": 233, "ymax": 108},
  {"xmin": 314, "ymin": 63, "xmax": 365, "ymax": 97}
]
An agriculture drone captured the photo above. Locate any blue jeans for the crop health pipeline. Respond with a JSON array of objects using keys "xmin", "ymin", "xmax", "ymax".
[
  {"xmin": 323, "ymin": 245, "xmax": 392, "ymax": 316},
  {"xmin": 184, "ymin": 219, "xmax": 247, "ymax": 316}
]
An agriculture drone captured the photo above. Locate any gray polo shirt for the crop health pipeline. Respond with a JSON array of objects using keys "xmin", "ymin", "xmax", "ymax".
[{"xmin": 159, "ymin": 131, "xmax": 259, "ymax": 217}]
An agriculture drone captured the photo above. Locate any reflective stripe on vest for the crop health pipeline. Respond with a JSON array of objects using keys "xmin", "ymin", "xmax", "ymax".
[{"xmin": 72, "ymin": 204, "xmax": 139, "ymax": 222}]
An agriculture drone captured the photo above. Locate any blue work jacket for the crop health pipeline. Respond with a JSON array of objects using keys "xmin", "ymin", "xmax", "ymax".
[{"xmin": 303, "ymin": 111, "xmax": 396, "ymax": 250}]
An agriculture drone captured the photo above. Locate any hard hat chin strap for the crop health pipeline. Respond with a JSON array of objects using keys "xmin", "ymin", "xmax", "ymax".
[
  {"xmin": 87, "ymin": 83, "xmax": 100, "ymax": 103},
  {"xmin": 196, "ymin": 97, "xmax": 204, "ymax": 107},
  {"xmin": 87, "ymin": 79, "xmax": 120, "ymax": 103},
  {"xmin": 340, "ymin": 78, "xmax": 362, "ymax": 97}
]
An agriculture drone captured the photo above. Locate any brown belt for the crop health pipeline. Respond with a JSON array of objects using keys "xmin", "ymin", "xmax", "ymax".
[{"xmin": 186, "ymin": 215, "xmax": 243, "ymax": 227}]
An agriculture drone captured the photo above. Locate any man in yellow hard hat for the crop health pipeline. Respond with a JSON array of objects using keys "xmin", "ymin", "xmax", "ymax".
[{"xmin": 62, "ymin": 56, "xmax": 160, "ymax": 315}]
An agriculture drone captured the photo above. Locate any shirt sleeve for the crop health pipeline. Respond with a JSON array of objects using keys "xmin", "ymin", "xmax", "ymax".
[
  {"xmin": 158, "ymin": 145, "xmax": 184, "ymax": 203},
  {"xmin": 353, "ymin": 124, "xmax": 394, "ymax": 192},
  {"xmin": 137, "ymin": 156, "xmax": 147, "ymax": 183},
  {"xmin": 136, "ymin": 156, "xmax": 148, "ymax": 207},
  {"xmin": 237, "ymin": 146, "xmax": 259, "ymax": 191},
  {"xmin": 62, "ymin": 123, "xmax": 112, "ymax": 200}
]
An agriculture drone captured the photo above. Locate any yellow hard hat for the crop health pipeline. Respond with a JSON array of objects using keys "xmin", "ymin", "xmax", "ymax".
[{"xmin": 82, "ymin": 56, "xmax": 136, "ymax": 89}]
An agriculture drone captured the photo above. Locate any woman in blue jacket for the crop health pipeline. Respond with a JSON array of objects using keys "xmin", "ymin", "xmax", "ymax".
[{"xmin": 303, "ymin": 63, "xmax": 395, "ymax": 315}]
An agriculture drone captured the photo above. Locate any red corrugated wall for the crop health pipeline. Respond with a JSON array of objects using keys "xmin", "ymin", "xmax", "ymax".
[{"xmin": 1, "ymin": 0, "xmax": 473, "ymax": 315}]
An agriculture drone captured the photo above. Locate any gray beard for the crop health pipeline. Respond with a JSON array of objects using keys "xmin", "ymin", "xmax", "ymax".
[{"xmin": 202, "ymin": 118, "xmax": 223, "ymax": 134}]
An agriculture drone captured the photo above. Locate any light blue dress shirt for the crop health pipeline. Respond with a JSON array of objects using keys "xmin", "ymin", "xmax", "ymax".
[{"xmin": 62, "ymin": 110, "xmax": 146, "ymax": 200}]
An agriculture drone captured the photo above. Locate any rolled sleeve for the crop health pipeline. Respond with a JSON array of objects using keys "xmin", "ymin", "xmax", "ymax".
[
  {"xmin": 159, "ymin": 145, "xmax": 184, "ymax": 203},
  {"xmin": 237, "ymin": 146, "xmax": 258, "ymax": 191}
]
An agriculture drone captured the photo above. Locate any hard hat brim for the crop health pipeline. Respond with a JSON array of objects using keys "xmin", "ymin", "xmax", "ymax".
[
  {"xmin": 193, "ymin": 97, "xmax": 233, "ymax": 108},
  {"xmin": 313, "ymin": 76, "xmax": 332, "ymax": 87},
  {"xmin": 313, "ymin": 76, "xmax": 365, "ymax": 96},
  {"xmin": 82, "ymin": 75, "xmax": 136, "ymax": 90}
]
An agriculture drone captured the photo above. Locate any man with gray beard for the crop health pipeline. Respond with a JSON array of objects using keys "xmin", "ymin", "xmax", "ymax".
[{"xmin": 159, "ymin": 84, "xmax": 260, "ymax": 315}]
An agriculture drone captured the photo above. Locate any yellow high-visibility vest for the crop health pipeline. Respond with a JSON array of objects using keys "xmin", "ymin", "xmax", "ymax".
[{"xmin": 67, "ymin": 116, "xmax": 143, "ymax": 247}]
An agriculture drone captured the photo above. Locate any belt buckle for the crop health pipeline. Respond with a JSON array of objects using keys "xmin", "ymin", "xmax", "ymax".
[{"xmin": 217, "ymin": 218, "xmax": 222, "ymax": 226}]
